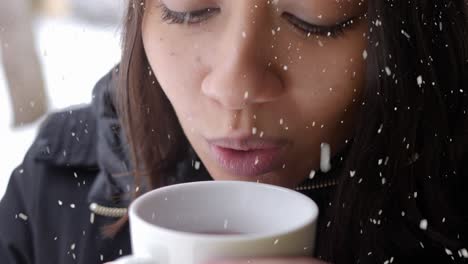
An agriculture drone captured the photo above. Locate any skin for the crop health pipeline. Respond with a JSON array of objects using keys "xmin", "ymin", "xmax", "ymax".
[{"xmin": 141, "ymin": 0, "xmax": 367, "ymax": 262}]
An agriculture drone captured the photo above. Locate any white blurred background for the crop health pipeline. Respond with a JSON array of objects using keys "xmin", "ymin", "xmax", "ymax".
[{"xmin": 0, "ymin": 0, "xmax": 123, "ymax": 197}]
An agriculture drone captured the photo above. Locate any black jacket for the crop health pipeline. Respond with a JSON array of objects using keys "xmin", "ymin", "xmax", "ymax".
[{"xmin": 0, "ymin": 70, "xmax": 336, "ymax": 264}]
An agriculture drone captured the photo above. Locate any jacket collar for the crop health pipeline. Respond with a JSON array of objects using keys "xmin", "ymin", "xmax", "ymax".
[{"xmin": 87, "ymin": 69, "xmax": 135, "ymax": 207}]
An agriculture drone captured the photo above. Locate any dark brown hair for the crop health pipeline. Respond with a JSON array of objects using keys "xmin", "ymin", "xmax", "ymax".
[
  {"xmin": 115, "ymin": 1, "xmax": 468, "ymax": 263},
  {"xmin": 117, "ymin": 0, "xmax": 188, "ymax": 189}
]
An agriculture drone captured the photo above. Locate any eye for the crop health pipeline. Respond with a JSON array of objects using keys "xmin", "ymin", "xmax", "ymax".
[
  {"xmin": 158, "ymin": 4, "xmax": 219, "ymax": 25},
  {"xmin": 282, "ymin": 13, "xmax": 358, "ymax": 38}
]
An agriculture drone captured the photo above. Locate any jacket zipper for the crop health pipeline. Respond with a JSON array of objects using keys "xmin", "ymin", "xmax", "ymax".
[
  {"xmin": 294, "ymin": 178, "xmax": 339, "ymax": 191},
  {"xmin": 89, "ymin": 203, "xmax": 127, "ymax": 218}
]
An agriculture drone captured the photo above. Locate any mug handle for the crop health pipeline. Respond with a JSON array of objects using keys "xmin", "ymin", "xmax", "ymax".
[{"xmin": 112, "ymin": 255, "xmax": 156, "ymax": 264}]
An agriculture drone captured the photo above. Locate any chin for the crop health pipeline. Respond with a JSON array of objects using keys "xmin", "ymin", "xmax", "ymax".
[{"xmin": 206, "ymin": 167, "xmax": 290, "ymax": 188}]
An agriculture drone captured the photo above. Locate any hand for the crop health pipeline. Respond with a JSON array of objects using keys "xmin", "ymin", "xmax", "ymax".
[{"xmin": 203, "ymin": 257, "xmax": 330, "ymax": 264}]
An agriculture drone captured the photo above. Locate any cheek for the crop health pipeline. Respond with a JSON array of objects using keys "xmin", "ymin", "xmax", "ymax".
[
  {"xmin": 142, "ymin": 31, "xmax": 205, "ymax": 119},
  {"xmin": 291, "ymin": 61, "xmax": 364, "ymax": 126},
  {"xmin": 294, "ymin": 33, "xmax": 366, "ymax": 119}
]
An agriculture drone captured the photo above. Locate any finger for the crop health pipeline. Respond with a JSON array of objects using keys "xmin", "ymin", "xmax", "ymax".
[{"xmin": 203, "ymin": 256, "xmax": 329, "ymax": 264}]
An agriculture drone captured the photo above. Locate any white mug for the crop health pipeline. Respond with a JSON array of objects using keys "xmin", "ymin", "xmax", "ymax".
[{"xmin": 113, "ymin": 181, "xmax": 319, "ymax": 264}]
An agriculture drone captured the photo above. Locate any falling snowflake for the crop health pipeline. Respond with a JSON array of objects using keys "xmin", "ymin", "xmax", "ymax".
[
  {"xmin": 445, "ymin": 248, "xmax": 453, "ymax": 256},
  {"xmin": 419, "ymin": 219, "xmax": 428, "ymax": 230},
  {"xmin": 309, "ymin": 170, "xmax": 316, "ymax": 179},
  {"xmin": 417, "ymin": 76, "xmax": 423, "ymax": 87},
  {"xmin": 362, "ymin": 49, "xmax": 368, "ymax": 60},
  {"xmin": 401, "ymin": 29, "xmax": 411, "ymax": 39},
  {"xmin": 385, "ymin": 67, "xmax": 392, "ymax": 76},
  {"xmin": 320, "ymin": 143, "xmax": 331, "ymax": 173},
  {"xmin": 18, "ymin": 213, "xmax": 28, "ymax": 221},
  {"xmin": 459, "ymin": 248, "xmax": 468, "ymax": 258}
]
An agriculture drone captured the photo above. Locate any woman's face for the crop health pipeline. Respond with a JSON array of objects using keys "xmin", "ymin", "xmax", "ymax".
[{"xmin": 142, "ymin": 0, "xmax": 368, "ymax": 188}]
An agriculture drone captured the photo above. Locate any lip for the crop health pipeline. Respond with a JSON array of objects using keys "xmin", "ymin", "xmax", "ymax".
[{"xmin": 207, "ymin": 136, "xmax": 289, "ymax": 177}]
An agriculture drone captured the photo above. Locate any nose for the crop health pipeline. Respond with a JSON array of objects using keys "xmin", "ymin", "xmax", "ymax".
[{"xmin": 201, "ymin": 4, "xmax": 285, "ymax": 110}]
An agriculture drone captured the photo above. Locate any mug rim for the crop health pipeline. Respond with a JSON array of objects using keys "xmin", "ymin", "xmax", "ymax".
[{"xmin": 129, "ymin": 180, "xmax": 319, "ymax": 241}]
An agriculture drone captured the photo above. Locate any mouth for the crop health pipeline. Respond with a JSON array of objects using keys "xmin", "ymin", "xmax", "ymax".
[{"xmin": 206, "ymin": 136, "xmax": 289, "ymax": 177}]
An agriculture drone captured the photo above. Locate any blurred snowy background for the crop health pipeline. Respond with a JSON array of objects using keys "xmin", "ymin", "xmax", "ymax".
[{"xmin": 0, "ymin": 0, "xmax": 123, "ymax": 198}]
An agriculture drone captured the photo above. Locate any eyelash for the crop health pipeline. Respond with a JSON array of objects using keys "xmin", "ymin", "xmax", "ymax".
[
  {"xmin": 282, "ymin": 13, "xmax": 355, "ymax": 38},
  {"xmin": 158, "ymin": 4, "xmax": 356, "ymax": 38},
  {"xmin": 159, "ymin": 4, "xmax": 219, "ymax": 25}
]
